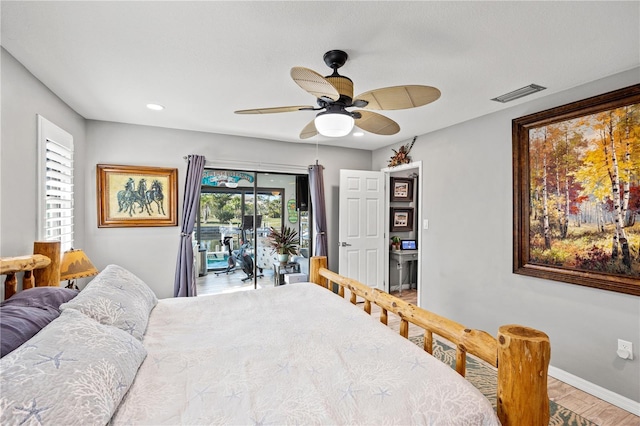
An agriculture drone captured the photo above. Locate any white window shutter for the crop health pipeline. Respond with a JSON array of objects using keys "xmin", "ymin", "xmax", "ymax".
[{"xmin": 38, "ymin": 115, "xmax": 74, "ymax": 252}]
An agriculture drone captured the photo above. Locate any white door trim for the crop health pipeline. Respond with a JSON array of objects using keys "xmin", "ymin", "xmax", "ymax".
[{"xmin": 381, "ymin": 161, "xmax": 423, "ymax": 307}]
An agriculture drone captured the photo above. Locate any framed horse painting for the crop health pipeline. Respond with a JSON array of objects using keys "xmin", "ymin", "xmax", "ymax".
[{"xmin": 97, "ymin": 164, "xmax": 178, "ymax": 228}]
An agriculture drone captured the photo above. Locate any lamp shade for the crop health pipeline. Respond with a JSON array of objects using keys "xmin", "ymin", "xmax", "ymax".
[
  {"xmin": 60, "ymin": 249, "xmax": 99, "ymax": 281},
  {"xmin": 314, "ymin": 112, "xmax": 354, "ymax": 137}
]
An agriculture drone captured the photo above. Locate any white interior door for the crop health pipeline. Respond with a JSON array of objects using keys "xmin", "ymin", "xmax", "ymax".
[{"xmin": 338, "ymin": 170, "xmax": 385, "ymax": 289}]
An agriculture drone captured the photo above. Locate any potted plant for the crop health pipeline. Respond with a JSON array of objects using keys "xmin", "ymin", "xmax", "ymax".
[
  {"xmin": 391, "ymin": 236, "xmax": 401, "ymax": 251},
  {"xmin": 267, "ymin": 226, "xmax": 299, "ymax": 263}
]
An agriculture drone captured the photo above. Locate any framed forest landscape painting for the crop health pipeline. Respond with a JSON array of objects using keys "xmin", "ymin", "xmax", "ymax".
[
  {"xmin": 97, "ymin": 164, "xmax": 178, "ymax": 228},
  {"xmin": 513, "ymin": 84, "xmax": 640, "ymax": 296}
]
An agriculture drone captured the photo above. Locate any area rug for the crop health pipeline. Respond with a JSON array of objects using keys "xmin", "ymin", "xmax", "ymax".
[{"xmin": 409, "ymin": 336, "xmax": 596, "ymax": 426}]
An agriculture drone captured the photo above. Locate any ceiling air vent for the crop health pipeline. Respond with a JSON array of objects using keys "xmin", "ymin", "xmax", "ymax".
[{"xmin": 491, "ymin": 84, "xmax": 546, "ymax": 103}]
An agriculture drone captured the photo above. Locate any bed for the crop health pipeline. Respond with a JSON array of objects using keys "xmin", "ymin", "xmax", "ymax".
[{"xmin": 1, "ymin": 245, "xmax": 551, "ymax": 425}]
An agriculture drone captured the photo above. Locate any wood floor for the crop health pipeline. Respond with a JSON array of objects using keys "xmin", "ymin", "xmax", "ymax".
[
  {"xmin": 382, "ymin": 290, "xmax": 639, "ymax": 426},
  {"xmin": 196, "ymin": 273, "xmax": 639, "ymax": 425}
]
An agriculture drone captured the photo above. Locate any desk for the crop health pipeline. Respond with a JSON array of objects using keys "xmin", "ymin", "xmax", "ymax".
[{"xmin": 390, "ymin": 250, "xmax": 419, "ymax": 295}]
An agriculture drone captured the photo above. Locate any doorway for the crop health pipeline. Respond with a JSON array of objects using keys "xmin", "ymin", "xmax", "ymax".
[
  {"xmin": 338, "ymin": 162, "xmax": 422, "ymax": 306},
  {"xmin": 195, "ymin": 169, "xmax": 311, "ymax": 295},
  {"xmin": 383, "ymin": 161, "xmax": 422, "ymax": 306}
]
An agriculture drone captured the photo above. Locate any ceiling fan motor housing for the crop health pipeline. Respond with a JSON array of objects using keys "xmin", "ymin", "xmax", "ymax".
[
  {"xmin": 323, "ymin": 50, "xmax": 354, "ymax": 105},
  {"xmin": 326, "ymin": 75, "xmax": 353, "ymax": 103}
]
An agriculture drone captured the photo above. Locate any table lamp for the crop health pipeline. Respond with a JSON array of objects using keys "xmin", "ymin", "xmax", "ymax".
[{"xmin": 60, "ymin": 248, "xmax": 99, "ymax": 289}]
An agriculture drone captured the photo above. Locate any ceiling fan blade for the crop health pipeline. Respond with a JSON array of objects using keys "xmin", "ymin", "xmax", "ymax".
[
  {"xmin": 291, "ymin": 67, "xmax": 340, "ymax": 101},
  {"xmin": 234, "ymin": 105, "xmax": 314, "ymax": 114},
  {"xmin": 355, "ymin": 85, "xmax": 441, "ymax": 110},
  {"xmin": 354, "ymin": 110, "xmax": 400, "ymax": 135},
  {"xmin": 299, "ymin": 119, "xmax": 318, "ymax": 139}
]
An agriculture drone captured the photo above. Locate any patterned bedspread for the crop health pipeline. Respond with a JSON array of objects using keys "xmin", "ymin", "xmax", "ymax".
[{"xmin": 111, "ymin": 283, "xmax": 499, "ymax": 425}]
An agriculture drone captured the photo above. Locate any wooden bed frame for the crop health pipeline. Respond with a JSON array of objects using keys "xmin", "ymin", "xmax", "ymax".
[
  {"xmin": 1, "ymin": 241, "xmax": 61, "ymax": 299},
  {"xmin": 1, "ymin": 246, "xmax": 550, "ymax": 426},
  {"xmin": 309, "ymin": 256, "xmax": 551, "ymax": 426}
]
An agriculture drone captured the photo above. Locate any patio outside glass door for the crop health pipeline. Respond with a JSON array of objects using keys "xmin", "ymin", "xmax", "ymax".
[{"xmin": 196, "ymin": 169, "xmax": 309, "ymax": 294}]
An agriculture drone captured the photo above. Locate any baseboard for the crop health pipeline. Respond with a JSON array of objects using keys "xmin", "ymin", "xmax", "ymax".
[{"xmin": 548, "ymin": 365, "xmax": 640, "ymax": 416}]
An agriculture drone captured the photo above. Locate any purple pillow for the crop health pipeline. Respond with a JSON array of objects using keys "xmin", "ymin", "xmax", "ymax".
[
  {"xmin": 1, "ymin": 287, "xmax": 79, "ymax": 357},
  {"xmin": 0, "ymin": 305, "xmax": 59, "ymax": 357},
  {"xmin": 1, "ymin": 286, "xmax": 78, "ymax": 311}
]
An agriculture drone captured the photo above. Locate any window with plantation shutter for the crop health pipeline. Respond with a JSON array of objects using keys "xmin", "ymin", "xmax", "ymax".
[{"xmin": 37, "ymin": 115, "xmax": 74, "ymax": 252}]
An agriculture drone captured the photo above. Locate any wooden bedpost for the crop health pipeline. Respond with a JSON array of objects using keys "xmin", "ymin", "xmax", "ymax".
[
  {"xmin": 309, "ymin": 256, "xmax": 328, "ymax": 288},
  {"xmin": 1, "ymin": 255, "xmax": 52, "ymax": 298},
  {"xmin": 2, "ymin": 271, "xmax": 18, "ymax": 299},
  {"xmin": 33, "ymin": 241, "xmax": 61, "ymax": 287},
  {"xmin": 497, "ymin": 324, "xmax": 550, "ymax": 426}
]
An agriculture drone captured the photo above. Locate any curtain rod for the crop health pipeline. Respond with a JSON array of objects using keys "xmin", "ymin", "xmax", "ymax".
[{"xmin": 182, "ymin": 156, "xmax": 309, "ymax": 172}]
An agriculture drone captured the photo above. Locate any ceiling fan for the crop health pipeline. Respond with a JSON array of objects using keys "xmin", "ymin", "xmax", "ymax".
[{"xmin": 234, "ymin": 50, "xmax": 441, "ymax": 139}]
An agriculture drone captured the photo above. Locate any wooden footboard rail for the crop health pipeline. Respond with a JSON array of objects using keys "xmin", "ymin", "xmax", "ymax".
[
  {"xmin": 309, "ymin": 256, "xmax": 551, "ymax": 426},
  {"xmin": 1, "ymin": 241, "xmax": 61, "ymax": 299}
]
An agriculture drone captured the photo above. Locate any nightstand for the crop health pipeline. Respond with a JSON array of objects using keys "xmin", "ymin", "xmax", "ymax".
[{"xmin": 273, "ymin": 262, "xmax": 300, "ymax": 286}]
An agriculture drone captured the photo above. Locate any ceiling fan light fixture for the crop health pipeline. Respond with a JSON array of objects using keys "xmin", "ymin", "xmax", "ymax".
[{"xmin": 314, "ymin": 112, "xmax": 354, "ymax": 137}]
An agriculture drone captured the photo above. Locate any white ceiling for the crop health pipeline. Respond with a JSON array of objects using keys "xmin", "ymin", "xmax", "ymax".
[{"xmin": 2, "ymin": 1, "xmax": 639, "ymax": 150}]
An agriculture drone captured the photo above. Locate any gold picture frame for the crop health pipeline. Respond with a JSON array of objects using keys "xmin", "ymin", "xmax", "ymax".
[
  {"xmin": 97, "ymin": 164, "xmax": 178, "ymax": 228},
  {"xmin": 513, "ymin": 84, "xmax": 640, "ymax": 296}
]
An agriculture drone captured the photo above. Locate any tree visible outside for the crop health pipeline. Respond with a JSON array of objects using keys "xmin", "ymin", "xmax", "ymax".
[
  {"xmin": 201, "ymin": 193, "xmax": 241, "ymax": 225},
  {"xmin": 529, "ymin": 103, "xmax": 640, "ymax": 277},
  {"xmin": 200, "ymin": 192, "xmax": 284, "ymax": 226}
]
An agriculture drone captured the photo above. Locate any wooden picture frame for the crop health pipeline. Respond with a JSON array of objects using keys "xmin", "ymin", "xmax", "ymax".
[
  {"xmin": 97, "ymin": 164, "xmax": 178, "ymax": 228},
  {"xmin": 513, "ymin": 84, "xmax": 640, "ymax": 296},
  {"xmin": 390, "ymin": 177, "xmax": 414, "ymax": 202},
  {"xmin": 390, "ymin": 207, "xmax": 414, "ymax": 232}
]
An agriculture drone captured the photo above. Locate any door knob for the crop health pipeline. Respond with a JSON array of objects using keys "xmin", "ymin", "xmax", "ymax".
[{"xmin": 339, "ymin": 242, "xmax": 352, "ymax": 247}]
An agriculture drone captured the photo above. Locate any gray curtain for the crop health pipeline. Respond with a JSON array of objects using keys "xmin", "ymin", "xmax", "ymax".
[
  {"xmin": 308, "ymin": 164, "xmax": 328, "ymax": 257},
  {"xmin": 173, "ymin": 155, "xmax": 206, "ymax": 297}
]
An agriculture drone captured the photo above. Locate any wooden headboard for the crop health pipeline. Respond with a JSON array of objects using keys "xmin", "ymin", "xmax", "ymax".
[{"xmin": 0, "ymin": 241, "xmax": 61, "ymax": 299}]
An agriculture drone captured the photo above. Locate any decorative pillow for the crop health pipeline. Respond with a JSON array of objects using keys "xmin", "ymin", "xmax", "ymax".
[
  {"xmin": 0, "ymin": 309, "xmax": 147, "ymax": 425},
  {"xmin": 1, "ymin": 286, "xmax": 79, "ymax": 311},
  {"xmin": 60, "ymin": 264, "xmax": 157, "ymax": 340},
  {"xmin": 0, "ymin": 305, "xmax": 59, "ymax": 358},
  {"xmin": 1, "ymin": 287, "xmax": 79, "ymax": 358}
]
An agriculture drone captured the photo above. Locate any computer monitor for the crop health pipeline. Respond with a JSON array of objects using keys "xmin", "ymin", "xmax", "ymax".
[{"xmin": 401, "ymin": 240, "xmax": 417, "ymax": 250}]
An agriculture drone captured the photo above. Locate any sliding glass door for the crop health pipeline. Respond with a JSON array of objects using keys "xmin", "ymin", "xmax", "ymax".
[{"xmin": 195, "ymin": 169, "xmax": 310, "ymax": 295}]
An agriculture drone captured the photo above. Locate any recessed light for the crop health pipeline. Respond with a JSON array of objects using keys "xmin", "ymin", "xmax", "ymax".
[
  {"xmin": 353, "ymin": 131, "xmax": 364, "ymax": 137},
  {"xmin": 146, "ymin": 103, "xmax": 165, "ymax": 111}
]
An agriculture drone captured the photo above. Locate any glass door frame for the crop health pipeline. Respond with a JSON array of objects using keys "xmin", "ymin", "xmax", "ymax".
[{"xmin": 197, "ymin": 168, "xmax": 312, "ymax": 290}]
